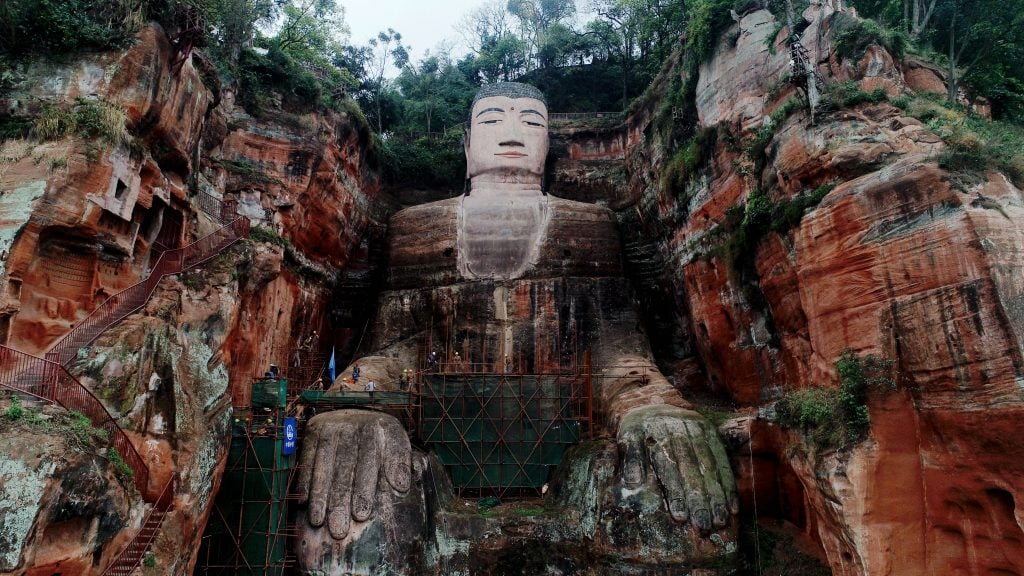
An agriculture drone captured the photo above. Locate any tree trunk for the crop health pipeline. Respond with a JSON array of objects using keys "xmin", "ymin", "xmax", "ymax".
[
  {"xmin": 947, "ymin": 12, "xmax": 957, "ymax": 104},
  {"xmin": 622, "ymin": 58, "xmax": 628, "ymax": 111},
  {"xmin": 376, "ymin": 87, "xmax": 383, "ymax": 133}
]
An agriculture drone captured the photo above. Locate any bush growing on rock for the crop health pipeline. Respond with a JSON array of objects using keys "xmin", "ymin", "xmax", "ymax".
[
  {"xmin": 832, "ymin": 13, "xmax": 908, "ymax": 61},
  {"xmin": 108, "ymin": 447, "xmax": 134, "ymax": 478},
  {"xmin": 3, "ymin": 395, "xmax": 23, "ymax": 420},
  {"xmin": 31, "ymin": 98, "xmax": 129, "ymax": 145},
  {"xmin": 776, "ymin": 350, "xmax": 895, "ymax": 451},
  {"xmin": 904, "ymin": 94, "xmax": 1024, "ymax": 187}
]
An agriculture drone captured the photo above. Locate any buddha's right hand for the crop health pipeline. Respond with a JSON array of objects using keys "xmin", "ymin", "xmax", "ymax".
[{"xmin": 295, "ymin": 410, "xmax": 412, "ymax": 539}]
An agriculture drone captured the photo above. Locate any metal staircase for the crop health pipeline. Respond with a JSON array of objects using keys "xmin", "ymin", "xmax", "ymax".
[{"xmin": 0, "ymin": 194, "xmax": 250, "ymax": 575}]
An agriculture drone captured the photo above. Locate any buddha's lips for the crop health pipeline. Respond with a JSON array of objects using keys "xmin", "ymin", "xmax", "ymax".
[{"xmin": 496, "ymin": 152, "xmax": 527, "ymax": 158}]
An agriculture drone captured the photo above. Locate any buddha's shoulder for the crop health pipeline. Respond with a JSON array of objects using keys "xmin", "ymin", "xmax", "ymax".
[
  {"xmin": 391, "ymin": 197, "xmax": 460, "ymax": 226},
  {"xmin": 546, "ymin": 196, "xmax": 616, "ymax": 223},
  {"xmin": 534, "ymin": 196, "xmax": 623, "ymax": 277}
]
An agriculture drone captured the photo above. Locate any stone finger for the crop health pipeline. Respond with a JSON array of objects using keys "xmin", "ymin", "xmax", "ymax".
[
  {"xmin": 295, "ymin": 419, "xmax": 323, "ymax": 503},
  {"xmin": 381, "ymin": 415, "xmax": 412, "ymax": 493},
  {"xmin": 650, "ymin": 437, "xmax": 689, "ymax": 522},
  {"xmin": 308, "ymin": 422, "xmax": 340, "ymax": 527},
  {"xmin": 672, "ymin": 434, "xmax": 711, "ymax": 531},
  {"xmin": 618, "ymin": 429, "xmax": 645, "ymax": 488},
  {"xmin": 327, "ymin": 423, "xmax": 359, "ymax": 539},
  {"xmin": 704, "ymin": 421, "xmax": 740, "ymax": 515},
  {"xmin": 351, "ymin": 422, "xmax": 382, "ymax": 522},
  {"xmin": 684, "ymin": 420, "xmax": 729, "ymax": 529}
]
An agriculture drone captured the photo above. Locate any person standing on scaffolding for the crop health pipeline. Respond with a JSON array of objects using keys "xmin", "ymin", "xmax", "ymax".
[
  {"xmin": 351, "ymin": 364, "xmax": 360, "ymax": 385},
  {"xmin": 427, "ymin": 350, "xmax": 438, "ymax": 372},
  {"xmin": 365, "ymin": 378, "xmax": 376, "ymax": 402}
]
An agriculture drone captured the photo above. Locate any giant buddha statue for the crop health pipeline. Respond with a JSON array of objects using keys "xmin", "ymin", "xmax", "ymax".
[{"xmin": 295, "ymin": 83, "xmax": 739, "ymax": 574}]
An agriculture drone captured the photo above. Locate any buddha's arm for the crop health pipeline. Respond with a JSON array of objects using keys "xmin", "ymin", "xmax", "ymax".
[{"xmin": 596, "ymin": 354, "xmax": 739, "ymax": 531}]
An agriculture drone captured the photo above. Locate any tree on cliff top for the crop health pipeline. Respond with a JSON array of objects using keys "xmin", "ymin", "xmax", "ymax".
[{"xmin": 849, "ymin": 0, "xmax": 1024, "ymax": 120}]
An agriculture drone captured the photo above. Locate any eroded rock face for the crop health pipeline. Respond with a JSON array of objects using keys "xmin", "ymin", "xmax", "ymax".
[
  {"xmin": 0, "ymin": 410, "xmax": 132, "ymax": 575},
  {"xmin": 0, "ymin": 23, "xmax": 384, "ymax": 575},
  {"xmin": 0, "ymin": 26, "xmax": 216, "ymax": 355},
  {"xmin": 551, "ymin": 4, "xmax": 1024, "ymax": 575}
]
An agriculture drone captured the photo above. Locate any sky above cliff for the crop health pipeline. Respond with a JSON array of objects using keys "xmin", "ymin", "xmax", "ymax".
[{"xmin": 344, "ymin": 0, "xmax": 481, "ymax": 69}]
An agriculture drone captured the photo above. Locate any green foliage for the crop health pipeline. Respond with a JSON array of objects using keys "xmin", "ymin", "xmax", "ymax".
[
  {"xmin": 378, "ymin": 131, "xmax": 465, "ymax": 191},
  {"xmin": 937, "ymin": 138, "xmax": 987, "ymax": 174},
  {"xmin": 0, "ymin": 0, "xmax": 143, "ymax": 58},
  {"xmin": 69, "ymin": 410, "xmax": 110, "ymax": 444},
  {"xmin": 777, "ymin": 351, "xmax": 894, "ymax": 451},
  {"xmin": 236, "ymin": 46, "xmax": 325, "ymax": 114},
  {"xmin": 0, "ymin": 115, "xmax": 32, "ymax": 140},
  {"xmin": 785, "ymin": 387, "xmax": 837, "ymax": 430},
  {"xmin": 512, "ymin": 506, "xmax": 545, "ymax": 517},
  {"xmin": 764, "ymin": 21, "xmax": 787, "ymax": 56},
  {"xmin": 890, "ymin": 94, "xmax": 911, "ymax": 109},
  {"xmin": 819, "ymin": 81, "xmax": 889, "ymax": 111},
  {"xmin": 249, "ymin": 225, "xmax": 291, "ymax": 248},
  {"xmin": 518, "ymin": 63, "xmax": 645, "ymax": 113},
  {"xmin": 392, "ymin": 53, "xmax": 477, "ymax": 134},
  {"xmin": 217, "ymin": 157, "xmax": 281, "ymax": 186},
  {"xmin": 108, "ymin": 447, "xmax": 134, "ymax": 478},
  {"xmin": 477, "ymin": 496, "xmax": 502, "ymax": 510},
  {"xmin": 745, "ymin": 97, "xmax": 805, "ymax": 174},
  {"xmin": 32, "ymin": 98, "xmax": 129, "ymax": 145},
  {"xmin": 710, "ymin": 98, "xmax": 815, "ymax": 281},
  {"xmin": 695, "ymin": 406, "xmax": 735, "ymax": 428},
  {"xmin": 771, "ymin": 183, "xmax": 835, "ymax": 231},
  {"xmin": 0, "ymin": 400, "xmax": 124, "ymax": 459},
  {"xmin": 142, "ymin": 553, "xmax": 157, "ymax": 567},
  {"xmin": 846, "ymin": 0, "xmax": 1024, "ymax": 121},
  {"xmin": 720, "ymin": 181, "xmax": 833, "ymax": 283},
  {"xmin": 686, "ymin": 0, "xmax": 736, "ymax": 63},
  {"xmin": 835, "ymin": 350, "xmax": 895, "ymax": 437},
  {"xmin": 833, "ymin": 13, "xmax": 908, "ymax": 62},
  {"xmin": 661, "ymin": 129, "xmax": 712, "ymax": 202},
  {"xmin": 4, "ymin": 395, "xmax": 23, "ymax": 421},
  {"xmin": 904, "ymin": 95, "xmax": 1024, "ymax": 186}
]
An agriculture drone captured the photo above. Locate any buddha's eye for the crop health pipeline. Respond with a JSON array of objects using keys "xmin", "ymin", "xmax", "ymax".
[
  {"xmin": 525, "ymin": 120, "xmax": 545, "ymax": 127},
  {"xmin": 480, "ymin": 119, "xmax": 501, "ymax": 125}
]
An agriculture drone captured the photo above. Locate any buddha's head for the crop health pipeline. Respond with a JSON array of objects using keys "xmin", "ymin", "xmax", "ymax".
[{"xmin": 464, "ymin": 82, "xmax": 549, "ymax": 186}]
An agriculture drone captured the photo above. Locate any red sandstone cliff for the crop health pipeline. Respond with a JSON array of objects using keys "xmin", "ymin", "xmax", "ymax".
[
  {"xmin": 0, "ymin": 25, "xmax": 384, "ymax": 575},
  {"xmin": 550, "ymin": 3, "xmax": 1024, "ymax": 574},
  {"xmin": 2, "ymin": 3, "xmax": 1023, "ymax": 574}
]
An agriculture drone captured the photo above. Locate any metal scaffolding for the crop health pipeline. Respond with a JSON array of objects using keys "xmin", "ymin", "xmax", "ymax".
[
  {"xmin": 196, "ymin": 339, "xmax": 596, "ymax": 575},
  {"xmin": 197, "ymin": 379, "xmax": 299, "ymax": 576},
  {"xmin": 418, "ymin": 358, "xmax": 593, "ymax": 498}
]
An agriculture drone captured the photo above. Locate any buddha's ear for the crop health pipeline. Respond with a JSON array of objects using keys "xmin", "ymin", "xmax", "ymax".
[{"xmin": 463, "ymin": 132, "xmax": 472, "ymax": 179}]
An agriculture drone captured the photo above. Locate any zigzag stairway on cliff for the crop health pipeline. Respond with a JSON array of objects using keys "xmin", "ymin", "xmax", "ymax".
[{"xmin": 0, "ymin": 192, "xmax": 249, "ymax": 575}]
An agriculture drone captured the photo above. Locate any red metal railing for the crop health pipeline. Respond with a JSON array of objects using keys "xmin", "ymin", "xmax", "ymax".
[
  {"xmin": 195, "ymin": 189, "xmax": 238, "ymax": 225},
  {"xmin": 47, "ymin": 217, "xmax": 250, "ymax": 366},
  {"xmin": 0, "ymin": 346, "xmax": 149, "ymax": 494},
  {"xmin": 0, "ymin": 195, "xmax": 249, "ymax": 575},
  {"xmin": 102, "ymin": 478, "xmax": 175, "ymax": 576}
]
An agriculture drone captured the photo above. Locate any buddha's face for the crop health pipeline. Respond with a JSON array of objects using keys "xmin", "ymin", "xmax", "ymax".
[{"xmin": 465, "ymin": 95, "xmax": 548, "ymax": 181}]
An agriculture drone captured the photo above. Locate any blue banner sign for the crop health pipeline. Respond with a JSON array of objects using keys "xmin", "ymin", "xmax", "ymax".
[{"xmin": 283, "ymin": 417, "xmax": 297, "ymax": 455}]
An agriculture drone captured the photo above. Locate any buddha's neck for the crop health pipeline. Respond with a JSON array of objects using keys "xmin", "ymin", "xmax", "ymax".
[{"xmin": 468, "ymin": 179, "xmax": 543, "ymax": 198}]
